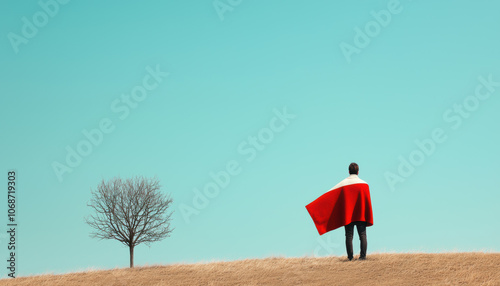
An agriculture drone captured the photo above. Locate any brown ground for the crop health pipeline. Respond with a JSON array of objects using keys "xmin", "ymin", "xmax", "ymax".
[{"xmin": 1, "ymin": 252, "xmax": 499, "ymax": 285}]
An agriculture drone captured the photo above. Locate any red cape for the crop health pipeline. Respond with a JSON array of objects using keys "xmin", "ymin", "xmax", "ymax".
[{"xmin": 306, "ymin": 180, "xmax": 373, "ymax": 235}]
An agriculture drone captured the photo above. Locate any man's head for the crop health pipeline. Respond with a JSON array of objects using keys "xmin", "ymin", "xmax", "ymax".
[{"xmin": 349, "ymin": 163, "xmax": 359, "ymax": 175}]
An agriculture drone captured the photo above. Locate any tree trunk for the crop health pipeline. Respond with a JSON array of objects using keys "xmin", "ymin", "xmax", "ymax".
[{"xmin": 129, "ymin": 245, "xmax": 134, "ymax": 268}]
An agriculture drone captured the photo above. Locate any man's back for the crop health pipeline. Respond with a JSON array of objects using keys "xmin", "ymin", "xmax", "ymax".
[{"xmin": 306, "ymin": 175, "xmax": 373, "ymax": 235}]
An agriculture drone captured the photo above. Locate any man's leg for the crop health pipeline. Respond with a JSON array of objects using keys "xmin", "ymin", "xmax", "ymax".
[
  {"xmin": 344, "ymin": 222, "xmax": 354, "ymax": 260},
  {"xmin": 355, "ymin": 221, "xmax": 367, "ymax": 259}
]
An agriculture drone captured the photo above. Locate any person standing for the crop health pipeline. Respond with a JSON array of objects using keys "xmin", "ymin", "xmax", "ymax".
[{"xmin": 306, "ymin": 162, "xmax": 373, "ymax": 260}]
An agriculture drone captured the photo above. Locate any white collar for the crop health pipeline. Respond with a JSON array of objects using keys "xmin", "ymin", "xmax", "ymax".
[{"xmin": 332, "ymin": 174, "xmax": 367, "ymax": 190}]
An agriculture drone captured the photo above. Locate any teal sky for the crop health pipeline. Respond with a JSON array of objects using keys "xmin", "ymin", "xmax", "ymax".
[{"xmin": 1, "ymin": 0, "xmax": 499, "ymax": 278}]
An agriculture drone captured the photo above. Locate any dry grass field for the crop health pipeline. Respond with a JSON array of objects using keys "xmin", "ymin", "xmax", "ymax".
[{"xmin": 1, "ymin": 252, "xmax": 499, "ymax": 286}]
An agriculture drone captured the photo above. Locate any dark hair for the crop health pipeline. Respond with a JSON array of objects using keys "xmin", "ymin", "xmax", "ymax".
[{"xmin": 349, "ymin": 163, "xmax": 359, "ymax": 175}]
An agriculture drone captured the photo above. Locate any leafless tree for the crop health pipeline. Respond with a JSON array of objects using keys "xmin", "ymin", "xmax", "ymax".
[{"xmin": 85, "ymin": 176, "xmax": 174, "ymax": 268}]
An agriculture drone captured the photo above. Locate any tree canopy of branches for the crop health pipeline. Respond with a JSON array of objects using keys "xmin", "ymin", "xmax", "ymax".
[{"xmin": 85, "ymin": 176, "xmax": 174, "ymax": 267}]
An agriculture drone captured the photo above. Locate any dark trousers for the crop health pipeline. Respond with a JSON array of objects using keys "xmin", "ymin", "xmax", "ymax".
[{"xmin": 344, "ymin": 221, "xmax": 367, "ymax": 259}]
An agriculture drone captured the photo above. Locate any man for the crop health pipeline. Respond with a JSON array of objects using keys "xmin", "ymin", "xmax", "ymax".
[{"xmin": 305, "ymin": 162, "xmax": 373, "ymax": 261}]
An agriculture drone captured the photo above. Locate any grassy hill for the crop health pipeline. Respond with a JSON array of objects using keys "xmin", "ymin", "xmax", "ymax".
[{"xmin": 1, "ymin": 252, "xmax": 499, "ymax": 285}]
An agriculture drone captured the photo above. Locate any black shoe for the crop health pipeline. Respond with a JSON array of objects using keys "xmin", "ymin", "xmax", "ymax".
[
  {"xmin": 348, "ymin": 257, "xmax": 353, "ymax": 261},
  {"xmin": 358, "ymin": 256, "xmax": 366, "ymax": 260}
]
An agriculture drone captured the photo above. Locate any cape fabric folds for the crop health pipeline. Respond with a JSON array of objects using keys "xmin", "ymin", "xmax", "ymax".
[{"xmin": 306, "ymin": 176, "xmax": 373, "ymax": 235}]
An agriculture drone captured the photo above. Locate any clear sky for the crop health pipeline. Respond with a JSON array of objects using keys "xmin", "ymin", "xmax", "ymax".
[{"xmin": 1, "ymin": 0, "xmax": 499, "ymax": 278}]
